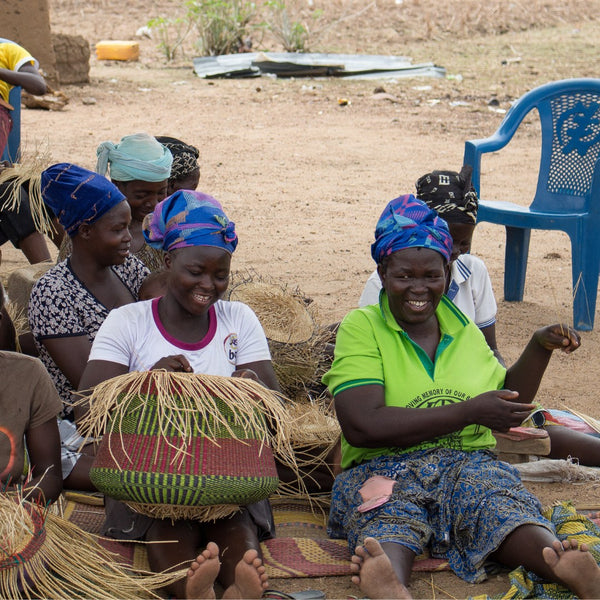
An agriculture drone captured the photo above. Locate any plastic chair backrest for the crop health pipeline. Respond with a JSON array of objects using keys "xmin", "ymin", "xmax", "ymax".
[
  {"xmin": 1, "ymin": 85, "xmax": 21, "ymax": 163},
  {"xmin": 501, "ymin": 79, "xmax": 600, "ymax": 216}
]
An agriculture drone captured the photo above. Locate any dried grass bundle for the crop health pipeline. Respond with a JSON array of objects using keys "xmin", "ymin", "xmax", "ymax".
[
  {"xmin": 4, "ymin": 300, "xmax": 27, "ymax": 338},
  {"xmin": 227, "ymin": 273, "xmax": 332, "ymax": 399},
  {"xmin": 77, "ymin": 370, "xmax": 295, "ymax": 461},
  {"xmin": 0, "ymin": 492, "xmax": 185, "ymax": 599},
  {"xmin": 0, "ymin": 150, "xmax": 54, "ymax": 237},
  {"xmin": 273, "ymin": 402, "xmax": 340, "ymax": 505},
  {"xmin": 228, "ymin": 280, "xmax": 316, "ymax": 344},
  {"xmin": 127, "ymin": 502, "xmax": 241, "ymax": 522}
]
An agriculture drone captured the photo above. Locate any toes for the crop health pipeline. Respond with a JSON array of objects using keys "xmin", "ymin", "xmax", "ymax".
[
  {"xmin": 363, "ymin": 537, "xmax": 385, "ymax": 557},
  {"xmin": 542, "ymin": 546, "xmax": 560, "ymax": 568},
  {"xmin": 243, "ymin": 548, "xmax": 259, "ymax": 564}
]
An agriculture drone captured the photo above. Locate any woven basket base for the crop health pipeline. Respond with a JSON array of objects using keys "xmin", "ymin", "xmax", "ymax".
[{"xmin": 127, "ymin": 502, "xmax": 241, "ymax": 522}]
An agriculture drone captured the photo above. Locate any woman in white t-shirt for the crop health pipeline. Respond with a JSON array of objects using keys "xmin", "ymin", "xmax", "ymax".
[{"xmin": 79, "ymin": 190, "xmax": 278, "ymax": 600}]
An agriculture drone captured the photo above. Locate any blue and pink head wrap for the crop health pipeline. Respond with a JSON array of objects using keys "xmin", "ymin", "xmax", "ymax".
[
  {"xmin": 41, "ymin": 163, "xmax": 126, "ymax": 237},
  {"xmin": 143, "ymin": 190, "xmax": 238, "ymax": 253},
  {"xmin": 371, "ymin": 194, "xmax": 452, "ymax": 264}
]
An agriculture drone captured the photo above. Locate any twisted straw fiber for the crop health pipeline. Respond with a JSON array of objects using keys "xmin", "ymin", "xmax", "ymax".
[
  {"xmin": 76, "ymin": 371, "xmax": 299, "ymax": 520},
  {"xmin": 0, "ymin": 492, "xmax": 185, "ymax": 599},
  {"xmin": 0, "ymin": 149, "xmax": 55, "ymax": 236}
]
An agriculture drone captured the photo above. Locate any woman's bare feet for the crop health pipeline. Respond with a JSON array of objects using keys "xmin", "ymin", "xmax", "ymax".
[
  {"xmin": 186, "ymin": 541, "xmax": 221, "ymax": 600},
  {"xmin": 350, "ymin": 537, "xmax": 412, "ymax": 599},
  {"xmin": 542, "ymin": 538, "xmax": 600, "ymax": 599},
  {"xmin": 221, "ymin": 549, "xmax": 269, "ymax": 599}
]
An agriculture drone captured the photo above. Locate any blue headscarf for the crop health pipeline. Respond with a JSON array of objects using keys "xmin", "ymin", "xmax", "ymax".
[
  {"xmin": 96, "ymin": 133, "xmax": 173, "ymax": 182},
  {"xmin": 143, "ymin": 190, "xmax": 238, "ymax": 253},
  {"xmin": 371, "ymin": 194, "xmax": 452, "ymax": 264},
  {"xmin": 41, "ymin": 163, "xmax": 126, "ymax": 237}
]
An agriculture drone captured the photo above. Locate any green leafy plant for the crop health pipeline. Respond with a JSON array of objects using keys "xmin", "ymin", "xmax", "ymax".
[
  {"xmin": 147, "ymin": 15, "xmax": 194, "ymax": 62},
  {"xmin": 186, "ymin": 0, "xmax": 257, "ymax": 56},
  {"xmin": 263, "ymin": 0, "xmax": 323, "ymax": 52}
]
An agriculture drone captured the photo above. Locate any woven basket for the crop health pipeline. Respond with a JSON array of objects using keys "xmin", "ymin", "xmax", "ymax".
[
  {"xmin": 89, "ymin": 371, "xmax": 280, "ymax": 521},
  {"xmin": 0, "ymin": 493, "xmax": 186, "ymax": 598}
]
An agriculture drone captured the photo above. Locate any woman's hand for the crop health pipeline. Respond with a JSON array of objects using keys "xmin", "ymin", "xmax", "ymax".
[
  {"xmin": 467, "ymin": 389, "xmax": 536, "ymax": 432},
  {"xmin": 150, "ymin": 354, "xmax": 192, "ymax": 372},
  {"xmin": 533, "ymin": 324, "xmax": 581, "ymax": 354},
  {"xmin": 232, "ymin": 368, "xmax": 259, "ymax": 381}
]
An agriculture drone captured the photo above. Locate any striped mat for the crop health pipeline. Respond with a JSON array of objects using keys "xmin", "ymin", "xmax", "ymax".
[{"xmin": 61, "ymin": 494, "xmax": 449, "ymax": 578}]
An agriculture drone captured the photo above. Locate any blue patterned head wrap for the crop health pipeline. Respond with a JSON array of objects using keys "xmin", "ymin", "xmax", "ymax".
[
  {"xmin": 371, "ymin": 194, "xmax": 452, "ymax": 264},
  {"xmin": 96, "ymin": 133, "xmax": 172, "ymax": 182},
  {"xmin": 41, "ymin": 163, "xmax": 126, "ymax": 237},
  {"xmin": 143, "ymin": 190, "xmax": 238, "ymax": 253}
]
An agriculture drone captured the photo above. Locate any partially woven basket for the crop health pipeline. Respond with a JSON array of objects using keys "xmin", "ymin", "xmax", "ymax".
[
  {"xmin": 0, "ymin": 492, "xmax": 185, "ymax": 599},
  {"xmin": 81, "ymin": 371, "xmax": 294, "ymax": 521}
]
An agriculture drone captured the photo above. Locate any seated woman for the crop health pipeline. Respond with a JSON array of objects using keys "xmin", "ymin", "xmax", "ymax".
[
  {"xmin": 359, "ymin": 165, "xmax": 501, "ymax": 362},
  {"xmin": 0, "ymin": 284, "xmax": 62, "ymax": 505},
  {"xmin": 78, "ymin": 190, "xmax": 279, "ymax": 600},
  {"xmin": 322, "ymin": 194, "xmax": 600, "ymax": 600},
  {"xmin": 28, "ymin": 163, "xmax": 149, "ymax": 491},
  {"xmin": 57, "ymin": 133, "xmax": 172, "ymax": 272},
  {"xmin": 155, "ymin": 136, "xmax": 201, "ymax": 195},
  {"xmin": 360, "ymin": 167, "xmax": 600, "ymax": 468}
]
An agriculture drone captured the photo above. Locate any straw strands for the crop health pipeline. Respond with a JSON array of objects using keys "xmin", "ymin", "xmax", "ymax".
[
  {"xmin": 76, "ymin": 370, "xmax": 296, "ymax": 463},
  {"xmin": 226, "ymin": 273, "xmax": 332, "ymax": 400},
  {"xmin": 75, "ymin": 371, "xmax": 301, "ymax": 519},
  {"xmin": 0, "ymin": 492, "xmax": 185, "ymax": 599},
  {"xmin": 0, "ymin": 150, "xmax": 55, "ymax": 237}
]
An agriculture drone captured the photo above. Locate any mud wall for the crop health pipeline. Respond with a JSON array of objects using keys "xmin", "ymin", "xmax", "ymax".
[{"xmin": 1, "ymin": 0, "xmax": 58, "ymax": 84}]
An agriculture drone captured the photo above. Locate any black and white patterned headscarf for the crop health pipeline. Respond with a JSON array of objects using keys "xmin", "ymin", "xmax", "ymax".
[
  {"xmin": 155, "ymin": 136, "xmax": 200, "ymax": 181},
  {"xmin": 415, "ymin": 164, "xmax": 478, "ymax": 224}
]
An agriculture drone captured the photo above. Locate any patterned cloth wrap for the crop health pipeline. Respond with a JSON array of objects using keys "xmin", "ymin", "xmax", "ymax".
[
  {"xmin": 478, "ymin": 502, "xmax": 600, "ymax": 599},
  {"xmin": 96, "ymin": 132, "xmax": 172, "ymax": 183},
  {"xmin": 328, "ymin": 448, "xmax": 553, "ymax": 583},
  {"xmin": 371, "ymin": 194, "xmax": 453, "ymax": 264},
  {"xmin": 41, "ymin": 163, "xmax": 126, "ymax": 237},
  {"xmin": 415, "ymin": 164, "xmax": 479, "ymax": 225},
  {"xmin": 143, "ymin": 189, "xmax": 237, "ymax": 253},
  {"xmin": 89, "ymin": 373, "xmax": 279, "ymax": 512},
  {"xmin": 155, "ymin": 136, "xmax": 200, "ymax": 181}
]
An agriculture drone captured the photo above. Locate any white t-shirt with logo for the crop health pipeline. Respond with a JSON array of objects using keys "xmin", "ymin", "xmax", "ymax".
[{"xmin": 89, "ymin": 297, "xmax": 271, "ymax": 374}]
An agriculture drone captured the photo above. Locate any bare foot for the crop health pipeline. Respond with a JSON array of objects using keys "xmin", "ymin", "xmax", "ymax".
[
  {"xmin": 350, "ymin": 537, "xmax": 411, "ymax": 599},
  {"xmin": 221, "ymin": 549, "xmax": 269, "ymax": 599},
  {"xmin": 185, "ymin": 541, "xmax": 220, "ymax": 600},
  {"xmin": 542, "ymin": 538, "xmax": 600, "ymax": 599}
]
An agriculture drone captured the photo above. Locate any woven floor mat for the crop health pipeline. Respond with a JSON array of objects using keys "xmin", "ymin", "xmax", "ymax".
[{"xmin": 61, "ymin": 496, "xmax": 449, "ymax": 578}]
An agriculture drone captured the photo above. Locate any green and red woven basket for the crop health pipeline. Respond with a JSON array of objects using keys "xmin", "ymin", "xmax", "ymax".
[{"xmin": 89, "ymin": 372, "xmax": 281, "ymax": 520}]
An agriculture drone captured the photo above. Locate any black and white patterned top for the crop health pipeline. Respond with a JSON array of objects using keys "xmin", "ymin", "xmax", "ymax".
[{"xmin": 28, "ymin": 256, "xmax": 149, "ymax": 416}]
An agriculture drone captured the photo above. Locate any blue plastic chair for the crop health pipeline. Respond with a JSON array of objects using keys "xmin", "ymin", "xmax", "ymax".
[
  {"xmin": 464, "ymin": 78, "xmax": 600, "ymax": 331},
  {"xmin": 1, "ymin": 86, "xmax": 21, "ymax": 163}
]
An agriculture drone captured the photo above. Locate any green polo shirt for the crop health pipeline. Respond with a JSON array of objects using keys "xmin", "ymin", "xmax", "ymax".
[{"xmin": 323, "ymin": 293, "xmax": 506, "ymax": 469}]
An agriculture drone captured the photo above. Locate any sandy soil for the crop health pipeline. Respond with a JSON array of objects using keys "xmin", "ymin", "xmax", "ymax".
[{"xmin": 3, "ymin": 1, "xmax": 600, "ymax": 597}]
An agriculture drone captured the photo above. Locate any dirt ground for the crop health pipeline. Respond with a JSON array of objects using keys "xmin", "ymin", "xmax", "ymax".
[{"xmin": 4, "ymin": 0, "xmax": 600, "ymax": 597}]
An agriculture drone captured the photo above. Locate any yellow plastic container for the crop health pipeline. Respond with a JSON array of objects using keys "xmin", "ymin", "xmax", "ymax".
[{"xmin": 96, "ymin": 41, "xmax": 140, "ymax": 61}]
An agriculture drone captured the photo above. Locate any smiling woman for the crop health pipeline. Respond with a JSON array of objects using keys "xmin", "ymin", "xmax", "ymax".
[
  {"xmin": 28, "ymin": 163, "xmax": 149, "ymax": 491},
  {"xmin": 322, "ymin": 194, "xmax": 591, "ymax": 600},
  {"xmin": 77, "ymin": 189, "xmax": 280, "ymax": 600}
]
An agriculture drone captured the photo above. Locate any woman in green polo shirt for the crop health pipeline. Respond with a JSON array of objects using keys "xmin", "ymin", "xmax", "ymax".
[{"xmin": 322, "ymin": 194, "xmax": 598, "ymax": 600}]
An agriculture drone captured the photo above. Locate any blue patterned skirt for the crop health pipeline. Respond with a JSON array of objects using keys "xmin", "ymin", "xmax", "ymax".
[{"xmin": 328, "ymin": 448, "xmax": 554, "ymax": 583}]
